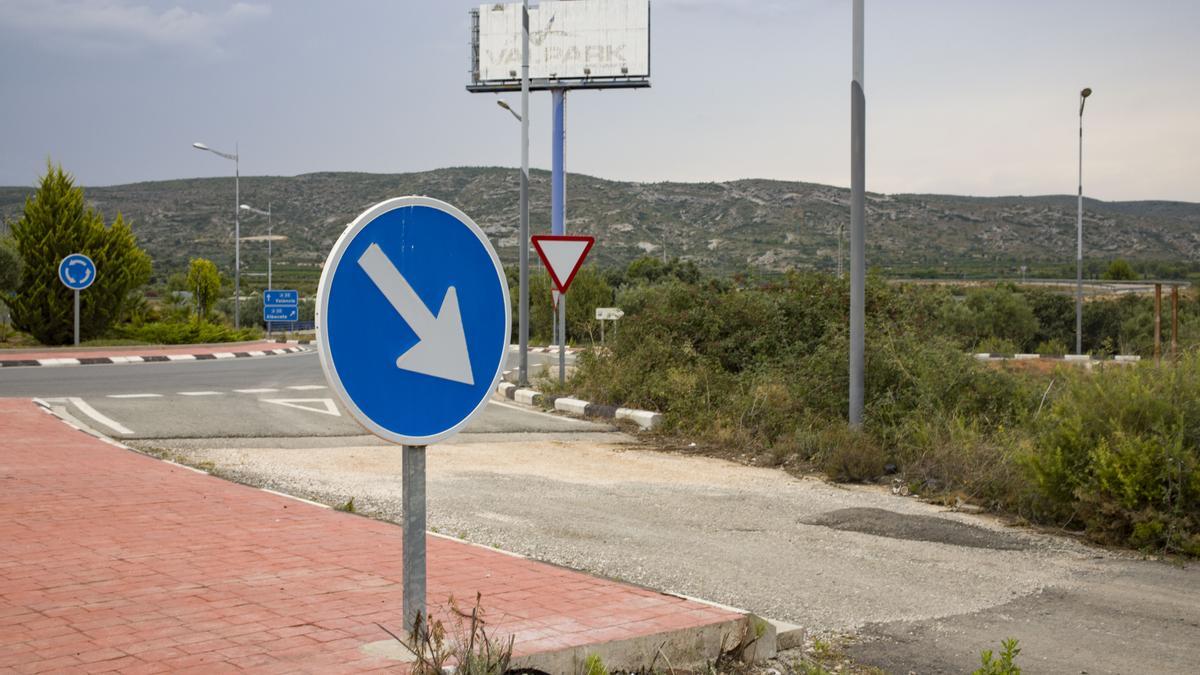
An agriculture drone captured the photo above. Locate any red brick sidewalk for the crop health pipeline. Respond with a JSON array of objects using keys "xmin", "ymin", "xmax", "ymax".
[{"xmin": 0, "ymin": 399, "xmax": 744, "ymax": 673}]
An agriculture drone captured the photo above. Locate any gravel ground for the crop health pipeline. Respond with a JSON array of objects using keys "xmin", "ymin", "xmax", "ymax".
[{"xmin": 136, "ymin": 433, "xmax": 1113, "ymax": 632}]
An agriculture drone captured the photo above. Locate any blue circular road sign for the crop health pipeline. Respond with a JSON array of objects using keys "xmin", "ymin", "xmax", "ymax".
[
  {"xmin": 317, "ymin": 197, "xmax": 511, "ymax": 445},
  {"xmin": 58, "ymin": 253, "xmax": 96, "ymax": 290}
]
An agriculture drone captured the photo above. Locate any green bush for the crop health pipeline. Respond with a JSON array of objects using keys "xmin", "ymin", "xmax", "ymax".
[
  {"xmin": 1025, "ymin": 354, "xmax": 1200, "ymax": 555},
  {"xmin": 110, "ymin": 321, "xmax": 261, "ymax": 345},
  {"xmin": 566, "ymin": 270, "xmax": 1200, "ymax": 556}
]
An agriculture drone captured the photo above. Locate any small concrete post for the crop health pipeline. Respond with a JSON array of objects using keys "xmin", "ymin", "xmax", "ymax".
[
  {"xmin": 1155, "ymin": 283, "xmax": 1162, "ymax": 361},
  {"xmin": 1171, "ymin": 286, "xmax": 1179, "ymax": 361}
]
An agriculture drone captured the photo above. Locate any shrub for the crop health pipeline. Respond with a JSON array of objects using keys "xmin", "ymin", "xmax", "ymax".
[
  {"xmin": 110, "ymin": 320, "xmax": 261, "ymax": 345},
  {"xmin": 1025, "ymin": 354, "xmax": 1200, "ymax": 554},
  {"xmin": 7, "ymin": 163, "xmax": 152, "ymax": 344}
]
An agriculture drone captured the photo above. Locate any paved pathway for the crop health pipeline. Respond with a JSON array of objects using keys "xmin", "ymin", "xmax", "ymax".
[{"xmin": 0, "ymin": 399, "xmax": 741, "ymax": 673}]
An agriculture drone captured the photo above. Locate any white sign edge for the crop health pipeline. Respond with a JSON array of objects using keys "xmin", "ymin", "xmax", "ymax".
[{"xmin": 315, "ymin": 195, "xmax": 512, "ymax": 447}]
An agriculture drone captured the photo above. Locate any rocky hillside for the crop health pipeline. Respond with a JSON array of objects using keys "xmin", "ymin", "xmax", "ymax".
[{"xmin": 2, "ymin": 167, "xmax": 1197, "ymax": 278}]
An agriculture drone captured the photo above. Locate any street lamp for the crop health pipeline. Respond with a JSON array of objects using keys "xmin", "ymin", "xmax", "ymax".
[
  {"xmin": 492, "ymin": 3, "xmax": 531, "ymax": 387},
  {"xmin": 1075, "ymin": 87, "xmax": 1093, "ymax": 355},
  {"xmin": 496, "ymin": 99, "xmax": 522, "ymax": 122},
  {"xmin": 240, "ymin": 203, "xmax": 273, "ymax": 291},
  {"xmin": 193, "ymin": 141, "xmax": 241, "ymax": 329}
]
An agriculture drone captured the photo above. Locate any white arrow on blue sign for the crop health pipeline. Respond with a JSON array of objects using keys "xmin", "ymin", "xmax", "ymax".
[
  {"xmin": 316, "ymin": 197, "xmax": 511, "ymax": 445},
  {"xmin": 59, "ymin": 253, "xmax": 96, "ymax": 290}
]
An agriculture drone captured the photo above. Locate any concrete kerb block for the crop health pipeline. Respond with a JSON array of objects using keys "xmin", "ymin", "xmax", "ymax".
[
  {"xmin": 554, "ymin": 397, "xmax": 590, "ymax": 415},
  {"xmin": 508, "ymin": 613, "xmax": 774, "ymax": 674},
  {"xmin": 514, "ymin": 388, "xmax": 543, "ymax": 406},
  {"xmin": 496, "ymin": 382, "xmax": 517, "ymax": 400},
  {"xmin": 1064, "ymin": 354, "xmax": 1092, "ymax": 362},
  {"xmin": 1014, "ymin": 353, "xmax": 1040, "ymax": 360},
  {"xmin": 616, "ymin": 407, "xmax": 663, "ymax": 431}
]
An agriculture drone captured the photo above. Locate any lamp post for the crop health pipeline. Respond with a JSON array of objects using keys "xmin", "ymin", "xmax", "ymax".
[
  {"xmin": 193, "ymin": 141, "xmax": 241, "ymax": 329},
  {"xmin": 849, "ymin": 0, "xmax": 865, "ymax": 427},
  {"xmin": 1075, "ymin": 87, "xmax": 1092, "ymax": 355},
  {"xmin": 239, "ymin": 203, "xmax": 273, "ymax": 290}
]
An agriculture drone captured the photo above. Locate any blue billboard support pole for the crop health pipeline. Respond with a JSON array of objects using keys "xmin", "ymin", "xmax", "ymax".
[{"xmin": 552, "ymin": 88, "xmax": 567, "ymax": 384}]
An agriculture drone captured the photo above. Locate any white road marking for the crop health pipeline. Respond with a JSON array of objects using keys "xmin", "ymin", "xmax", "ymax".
[
  {"xmin": 234, "ymin": 388, "xmax": 279, "ymax": 394},
  {"xmin": 178, "ymin": 391, "xmax": 222, "ymax": 396},
  {"xmin": 262, "ymin": 398, "xmax": 341, "ymax": 416},
  {"xmin": 287, "ymin": 385, "xmax": 327, "ymax": 391},
  {"xmin": 67, "ymin": 397, "xmax": 134, "ymax": 436},
  {"xmin": 107, "ymin": 393, "xmax": 163, "ymax": 399}
]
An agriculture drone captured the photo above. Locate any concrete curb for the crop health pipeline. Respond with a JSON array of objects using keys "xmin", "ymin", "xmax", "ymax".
[
  {"xmin": 0, "ymin": 345, "xmax": 307, "ymax": 369},
  {"xmin": 496, "ymin": 379, "xmax": 663, "ymax": 431},
  {"xmin": 974, "ymin": 352, "xmax": 1141, "ymax": 363}
]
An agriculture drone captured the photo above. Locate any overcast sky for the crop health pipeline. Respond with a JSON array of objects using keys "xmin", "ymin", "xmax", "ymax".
[{"xmin": 1, "ymin": 0, "xmax": 1197, "ymax": 202}]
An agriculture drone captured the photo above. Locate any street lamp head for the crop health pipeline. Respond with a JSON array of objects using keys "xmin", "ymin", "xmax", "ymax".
[
  {"xmin": 496, "ymin": 99, "xmax": 513, "ymax": 111},
  {"xmin": 1081, "ymin": 87, "xmax": 1092, "ymax": 98},
  {"xmin": 240, "ymin": 204, "xmax": 251, "ymax": 211},
  {"xmin": 192, "ymin": 142, "xmax": 209, "ymax": 151}
]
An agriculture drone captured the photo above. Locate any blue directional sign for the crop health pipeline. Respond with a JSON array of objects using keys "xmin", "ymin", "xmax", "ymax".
[
  {"xmin": 263, "ymin": 289, "xmax": 299, "ymax": 322},
  {"xmin": 264, "ymin": 290, "xmax": 298, "ymax": 305},
  {"xmin": 317, "ymin": 197, "xmax": 511, "ymax": 445},
  {"xmin": 58, "ymin": 253, "xmax": 96, "ymax": 290}
]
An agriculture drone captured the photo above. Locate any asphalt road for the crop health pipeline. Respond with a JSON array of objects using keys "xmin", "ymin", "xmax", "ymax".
[{"xmin": 0, "ymin": 346, "xmax": 593, "ymax": 440}]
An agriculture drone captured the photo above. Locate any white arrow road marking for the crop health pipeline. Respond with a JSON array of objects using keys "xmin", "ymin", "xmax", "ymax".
[
  {"xmin": 357, "ymin": 242, "xmax": 474, "ymax": 386},
  {"xmin": 67, "ymin": 397, "xmax": 134, "ymax": 435},
  {"xmin": 107, "ymin": 393, "xmax": 162, "ymax": 399},
  {"xmin": 263, "ymin": 398, "xmax": 341, "ymax": 416}
]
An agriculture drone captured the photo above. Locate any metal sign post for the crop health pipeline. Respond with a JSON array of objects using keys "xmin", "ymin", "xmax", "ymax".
[
  {"xmin": 317, "ymin": 197, "xmax": 510, "ymax": 633},
  {"xmin": 402, "ymin": 445, "xmax": 426, "ymax": 630},
  {"xmin": 59, "ymin": 253, "xmax": 96, "ymax": 347},
  {"xmin": 532, "ymin": 234, "xmax": 595, "ymax": 382}
]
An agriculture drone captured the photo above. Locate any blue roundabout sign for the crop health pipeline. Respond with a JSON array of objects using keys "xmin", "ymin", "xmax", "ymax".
[{"xmin": 316, "ymin": 197, "xmax": 511, "ymax": 445}]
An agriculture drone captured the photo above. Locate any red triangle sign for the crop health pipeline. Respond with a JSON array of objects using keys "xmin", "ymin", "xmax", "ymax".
[{"xmin": 532, "ymin": 235, "xmax": 595, "ymax": 293}]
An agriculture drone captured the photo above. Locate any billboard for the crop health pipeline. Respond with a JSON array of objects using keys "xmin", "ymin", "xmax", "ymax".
[{"xmin": 469, "ymin": 0, "xmax": 650, "ymax": 92}]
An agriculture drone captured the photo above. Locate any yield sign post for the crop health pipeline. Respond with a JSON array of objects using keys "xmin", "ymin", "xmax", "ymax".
[{"xmin": 531, "ymin": 235, "xmax": 595, "ymax": 383}]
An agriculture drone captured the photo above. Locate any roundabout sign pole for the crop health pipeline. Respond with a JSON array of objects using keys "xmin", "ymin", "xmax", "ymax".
[
  {"xmin": 317, "ymin": 197, "xmax": 510, "ymax": 631},
  {"xmin": 59, "ymin": 253, "xmax": 96, "ymax": 346}
]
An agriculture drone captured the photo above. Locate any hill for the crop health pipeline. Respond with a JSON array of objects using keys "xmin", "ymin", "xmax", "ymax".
[{"xmin": 2, "ymin": 167, "xmax": 1198, "ymax": 282}]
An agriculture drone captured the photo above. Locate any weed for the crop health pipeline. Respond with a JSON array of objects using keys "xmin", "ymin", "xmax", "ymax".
[
  {"xmin": 973, "ymin": 638, "xmax": 1021, "ymax": 675},
  {"xmin": 378, "ymin": 593, "xmax": 513, "ymax": 675},
  {"xmin": 582, "ymin": 653, "xmax": 606, "ymax": 675},
  {"xmin": 335, "ymin": 497, "xmax": 356, "ymax": 513}
]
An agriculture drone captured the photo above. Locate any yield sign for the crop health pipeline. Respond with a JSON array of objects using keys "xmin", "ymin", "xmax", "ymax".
[{"xmin": 532, "ymin": 235, "xmax": 595, "ymax": 293}]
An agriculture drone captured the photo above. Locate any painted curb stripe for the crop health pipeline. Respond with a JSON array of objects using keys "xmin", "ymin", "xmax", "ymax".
[{"xmin": 0, "ymin": 345, "xmax": 306, "ymax": 368}]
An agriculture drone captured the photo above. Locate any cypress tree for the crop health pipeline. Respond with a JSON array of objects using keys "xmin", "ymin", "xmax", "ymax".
[{"xmin": 8, "ymin": 163, "xmax": 152, "ymax": 345}]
